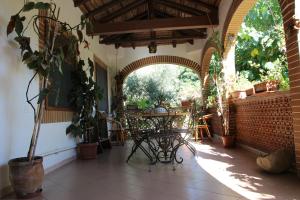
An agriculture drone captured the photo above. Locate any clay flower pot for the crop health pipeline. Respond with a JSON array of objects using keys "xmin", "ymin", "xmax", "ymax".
[
  {"xmin": 221, "ymin": 135, "xmax": 236, "ymax": 148},
  {"xmin": 254, "ymin": 80, "xmax": 279, "ymax": 93},
  {"xmin": 246, "ymin": 87, "xmax": 255, "ymax": 96},
  {"xmin": 8, "ymin": 156, "xmax": 44, "ymax": 198},
  {"xmin": 266, "ymin": 80, "xmax": 279, "ymax": 92},
  {"xmin": 77, "ymin": 143, "xmax": 98, "ymax": 159}
]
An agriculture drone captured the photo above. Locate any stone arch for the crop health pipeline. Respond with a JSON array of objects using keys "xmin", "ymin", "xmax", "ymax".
[{"xmin": 117, "ymin": 55, "xmax": 202, "ymax": 83}]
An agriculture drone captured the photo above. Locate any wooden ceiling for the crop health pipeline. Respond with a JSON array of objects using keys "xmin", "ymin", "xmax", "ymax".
[{"xmin": 74, "ymin": 0, "xmax": 220, "ymax": 49}]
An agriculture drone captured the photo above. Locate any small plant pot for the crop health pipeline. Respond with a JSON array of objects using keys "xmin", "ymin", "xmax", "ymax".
[
  {"xmin": 77, "ymin": 143, "xmax": 98, "ymax": 160},
  {"xmin": 8, "ymin": 156, "xmax": 44, "ymax": 198},
  {"xmin": 230, "ymin": 91, "xmax": 246, "ymax": 99},
  {"xmin": 266, "ymin": 80, "xmax": 279, "ymax": 92},
  {"xmin": 254, "ymin": 82, "xmax": 268, "ymax": 93},
  {"xmin": 221, "ymin": 135, "xmax": 236, "ymax": 148},
  {"xmin": 254, "ymin": 81, "xmax": 279, "ymax": 93},
  {"xmin": 246, "ymin": 88, "xmax": 255, "ymax": 96}
]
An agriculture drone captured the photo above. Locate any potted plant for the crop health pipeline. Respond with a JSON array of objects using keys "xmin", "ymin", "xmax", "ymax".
[
  {"xmin": 208, "ymin": 32, "xmax": 236, "ymax": 148},
  {"xmin": 254, "ymin": 61, "xmax": 282, "ymax": 93},
  {"xmin": 6, "ymin": 2, "xmax": 92, "ymax": 198},
  {"xmin": 66, "ymin": 59, "xmax": 102, "ymax": 160}
]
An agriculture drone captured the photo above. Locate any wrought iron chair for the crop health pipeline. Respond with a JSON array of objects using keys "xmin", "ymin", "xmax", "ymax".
[{"xmin": 125, "ymin": 112, "xmax": 157, "ymax": 163}]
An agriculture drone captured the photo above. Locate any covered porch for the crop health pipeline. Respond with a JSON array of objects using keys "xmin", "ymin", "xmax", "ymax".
[{"xmin": 1, "ymin": 0, "xmax": 300, "ymax": 199}]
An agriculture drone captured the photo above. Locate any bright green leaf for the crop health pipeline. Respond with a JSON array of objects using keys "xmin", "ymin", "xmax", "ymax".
[{"xmin": 250, "ymin": 48, "xmax": 259, "ymax": 57}]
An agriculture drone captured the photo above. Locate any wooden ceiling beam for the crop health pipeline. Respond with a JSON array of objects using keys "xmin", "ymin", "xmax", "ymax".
[
  {"xmin": 156, "ymin": 0, "xmax": 206, "ymax": 16},
  {"xmin": 120, "ymin": 40, "xmax": 191, "ymax": 48},
  {"xmin": 127, "ymin": 11, "xmax": 148, "ymax": 21},
  {"xmin": 99, "ymin": 0, "xmax": 146, "ymax": 23},
  {"xmin": 85, "ymin": 0, "xmax": 123, "ymax": 18},
  {"xmin": 73, "ymin": 0, "xmax": 90, "ymax": 7},
  {"xmin": 185, "ymin": 0, "xmax": 219, "ymax": 13},
  {"xmin": 100, "ymin": 34, "xmax": 206, "ymax": 45},
  {"xmin": 88, "ymin": 15, "xmax": 218, "ymax": 35}
]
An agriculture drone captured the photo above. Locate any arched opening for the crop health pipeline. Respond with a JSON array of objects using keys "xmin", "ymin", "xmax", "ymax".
[
  {"xmin": 123, "ymin": 64, "xmax": 202, "ymax": 110},
  {"xmin": 114, "ymin": 56, "xmax": 203, "ymax": 115}
]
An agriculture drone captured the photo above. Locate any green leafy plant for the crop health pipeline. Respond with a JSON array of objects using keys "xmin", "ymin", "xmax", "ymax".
[
  {"xmin": 232, "ymin": 72, "xmax": 253, "ymax": 91},
  {"xmin": 66, "ymin": 59, "xmax": 102, "ymax": 143},
  {"xmin": 207, "ymin": 31, "xmax": 232, "ymax": 136},
  {"xmin": 7, "ymin": 1, "xmax": 92, "ymax": 161}
]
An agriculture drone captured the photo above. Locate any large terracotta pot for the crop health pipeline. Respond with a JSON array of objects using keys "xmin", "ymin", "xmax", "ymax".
[
  {"xmin": 221, "ymin": 135, "xmax": 236, "ymax": 148},
  {"xmin": 254, "ymin": 80, "xmax": 279, "ymax": 93},
  {"xmin": 77, "ymin": 143, "xmax": 97, "ymax": 160},
  {"xmin": 8, "ymin": 156, "xmax": 44, "ymax": 198}
]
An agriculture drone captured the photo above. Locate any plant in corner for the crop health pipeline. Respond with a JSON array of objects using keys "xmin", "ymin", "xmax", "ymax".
[
  {"xmin": 6, "ymin": 1, "xmax": 92, "ymax": 198},
  {"xmin": 208, "ymin": 32, "xmax": 236, "ymax": 148},
  {"xmin": 66, "ymin": 59, "xmax": 102, "ymax": 160}
]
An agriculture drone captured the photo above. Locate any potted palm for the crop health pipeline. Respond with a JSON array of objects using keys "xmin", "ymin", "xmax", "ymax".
[
  {"xmin": 66, "ymin": 59, "xmax": 102, "ymax": 159},
  {"xmin": 208, "ymin": 32, "xmax": 236, "ymax": 148},
  {"xmin": 6, "ymin": 2, "xmax": 92, "ymax": 198}
]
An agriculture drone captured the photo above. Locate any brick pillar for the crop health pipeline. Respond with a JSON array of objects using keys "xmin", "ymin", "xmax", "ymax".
[{"xmin": 279, "ymin": 0, "xmax": 300, "ymax": 175}]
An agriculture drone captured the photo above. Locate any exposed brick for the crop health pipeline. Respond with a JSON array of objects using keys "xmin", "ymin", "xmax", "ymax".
[{"xmin": 118, "ymin": 56, "xmax": 201, "ymax": 82}]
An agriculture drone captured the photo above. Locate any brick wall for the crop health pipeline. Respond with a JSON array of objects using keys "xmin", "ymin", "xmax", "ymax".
[{"xmin": 208, "ymin": 91, "xmax": 295, "ymax": 153}]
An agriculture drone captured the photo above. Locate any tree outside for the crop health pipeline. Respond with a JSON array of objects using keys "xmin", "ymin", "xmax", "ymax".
[
  {"xmin": 123, "ymin": 64, "xmax": 201, "ymax": 109},
  {"xmin": 206, "ymin": 0, "xmax": 289, "ymax": 107}
]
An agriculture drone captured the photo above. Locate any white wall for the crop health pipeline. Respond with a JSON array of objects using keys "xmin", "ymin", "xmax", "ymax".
[{"xmin": 0, "ymin": 0, "xmax": 113, "ymax": 195}]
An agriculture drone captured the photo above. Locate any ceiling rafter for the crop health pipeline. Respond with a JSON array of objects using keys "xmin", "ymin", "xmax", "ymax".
[
  {"xmin": 185, "ymin": 0, "xmax": 219, "ymax": 13},
  {"xmin": 100, "ymin": 34, "xmax": 206, "ymax": 45},
  {"xmin": 84, "ymin": 0, "xmax": 123, "ymax": 18},
  {"xmin": 73, "ymin": 0, "xmax": 90, "ymax": 7},
  {"xmin": 156, "ymin": 0, "xmax": 206, "ymax": 16},
  {"xmin": 99, "ymin": 0, "xmax": 147, "ymax": 23},
  {"xmin": 88, "ymin": 15, "xmax": 218, "ymax": 35},
  {"xmin": 153, "ymin": 9, "xmax": 208, "ymax": 34}
]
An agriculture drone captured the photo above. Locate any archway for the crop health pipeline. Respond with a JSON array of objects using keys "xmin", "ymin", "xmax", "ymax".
[
  {"xmin": 200, "ymin": 41, "xmax": 219, "ymax": 102},
  {"xmin": 114, "ymin": 55, "xmax": 202, "ymax": 116},
  {"xmin": 202, "ymin": 0, "xmax": 300, "ymax": 175},
  {"xmin": 117, "ymin": 55, "xmax": 202, "ymax": 83}
]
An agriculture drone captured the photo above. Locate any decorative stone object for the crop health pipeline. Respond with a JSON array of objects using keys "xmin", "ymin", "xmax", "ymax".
[{"xmin": 256, "ymin": 149, "xmax": 292, "ymax": 173}]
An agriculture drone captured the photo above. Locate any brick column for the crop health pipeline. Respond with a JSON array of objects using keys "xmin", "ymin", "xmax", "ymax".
[{"xmin": 279, "ymin": 0, "xmax": 300, "ymax": 175}]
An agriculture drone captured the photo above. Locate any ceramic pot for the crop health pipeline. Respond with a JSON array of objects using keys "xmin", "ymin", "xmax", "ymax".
[
  {"xmin": 221, "ymin": 135, "xmax": 236, "ymax": 148},
  {"xmin": 78, "ymin": 143, "xmax": 97, "ymax": 159},
  {"xmin": 8, "ymin": 156, "xmax": 44, "ymax": 198}
]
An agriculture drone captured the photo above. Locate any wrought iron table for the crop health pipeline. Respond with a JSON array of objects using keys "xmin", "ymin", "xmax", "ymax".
[{"xmin": 126, "ymin": 110, "xmax": 196, "ymax": 165}]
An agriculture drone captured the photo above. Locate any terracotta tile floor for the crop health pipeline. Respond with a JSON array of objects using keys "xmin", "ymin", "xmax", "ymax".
[{"xmin": 4, "ymin": 141, "xmax": 300, "ymax": 200}]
